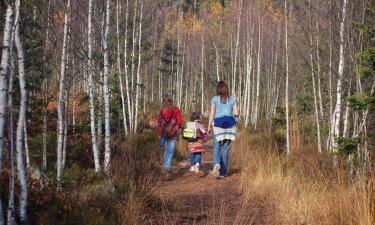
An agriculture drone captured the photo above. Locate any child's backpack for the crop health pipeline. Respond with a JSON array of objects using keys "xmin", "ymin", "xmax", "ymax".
[{"xmin": 183, "ymin": 122, "xmax": 198, "ymax": 142}]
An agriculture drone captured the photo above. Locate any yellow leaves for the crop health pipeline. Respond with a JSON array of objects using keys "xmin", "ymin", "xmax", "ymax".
[{"xmin": 265, "ymin": 0, "xmax": 283, "ymax": 22}]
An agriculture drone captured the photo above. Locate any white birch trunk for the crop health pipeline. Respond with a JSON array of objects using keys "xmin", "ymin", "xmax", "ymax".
[
  {"xmin": 24, "ymin": 120, "xmax": 30, "ymax": 167},
  {"xmin": 252, "ymin": 19, "xmax": 262, "ymax": 129},
  {"xmin": 103, "ymin": 0, "xmax": 112, "ymax": 173},
  {"xmin": 0, "ymin": 13, "xmax": 14, "ymax": 217},
  {"xmin": 130, "ymin": 0, "xmax": 138, "ymax": 132},
  {"xmin": 62, "ymin": 90, "xmax": 68, "ymax": 169},
  {"xmin": 7, "ymin": 13, "xmax": 15, "ymax": 225},
  {"xmin": 309, "ymin": 0, "xmax": 322, "ymax": 153},
  {"xmin": 87, "ymin": 0, "xmax": 100, "ymax": 173},
  {"xmin": 123, "ymin": 0, "xmax": 132, "ymax": 136},
  {"xmin": 330, "ymin": 0, "xmax": 348, "ymax": 152},
  {"xmin": 134, "ymin": 0, "xmax": 143, "ymax": 133},
  {"xmin": 213, "ymin": 41, "xmax": 220, "ymax": 82},
  {"xmin": 56, "ymin": 0, "xmax": 70, "ymax": 189},
  {"xmin": 117, "ymin": 0, "xmax": 129, "ymax": 136},
  {"xmin": 232, "ymin": 0, "xmax": 242, "ymax": 96},
  {"xmin": 285, "ymin": 0, "xmax": 290, "ymax": 155},
  {"xmin": 15, "ymin": 0, "xmax": 28, "ymax": 220}
]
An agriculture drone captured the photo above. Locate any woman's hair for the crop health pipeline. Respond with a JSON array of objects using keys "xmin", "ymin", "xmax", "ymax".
[
  {"xmin": 162, "ymin": 94, "xmax": 174, "ymax": 108},
  {"xmin": 190, "ymin": 112, "xmax": 201, "ymax": 122},
  {"xmin": 216, "ymin": 81, "xmax": 229, "ymax": 103}
]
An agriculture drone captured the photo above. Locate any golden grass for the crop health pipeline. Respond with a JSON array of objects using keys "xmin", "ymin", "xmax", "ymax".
[{"xmin": 233, "ymin": 131, "xmax": 375, "ymax": 225}]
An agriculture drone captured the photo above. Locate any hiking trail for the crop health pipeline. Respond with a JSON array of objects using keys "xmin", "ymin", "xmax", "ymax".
[{"xmin": 145, "ymin": 138, "xmax": 276, "ymax": 225}]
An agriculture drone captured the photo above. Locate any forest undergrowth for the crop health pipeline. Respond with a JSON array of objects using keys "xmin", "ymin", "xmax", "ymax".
[{"xmin": 233, "ymin": 130, "xmax": 375, "ymax": 225}]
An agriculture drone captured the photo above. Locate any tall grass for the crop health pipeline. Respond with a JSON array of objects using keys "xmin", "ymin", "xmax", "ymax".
[{"xmin": 233, "ymin": 131, "xmax": 375, "ymax": 225}]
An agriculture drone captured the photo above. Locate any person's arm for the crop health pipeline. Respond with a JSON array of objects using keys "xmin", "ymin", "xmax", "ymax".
[
  {"xmin": 175, "ymin": 107, "xmax": 183, "ymax": 128},
  {"xmin": 207, "ymin": 104, "xmax": 215, "ymax": 134},
  {"xmin": 232, "ymin": 103, "xmax": 239, "ymax": 117},
  {"xmin": 157, "ymin": 110, "xmax": 161, "ymax": 127}
]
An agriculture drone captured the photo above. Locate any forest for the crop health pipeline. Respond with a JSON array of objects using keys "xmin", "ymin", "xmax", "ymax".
[{"xmin": 0, "ymin": 0, "xmax": 374, "ymax": 224}]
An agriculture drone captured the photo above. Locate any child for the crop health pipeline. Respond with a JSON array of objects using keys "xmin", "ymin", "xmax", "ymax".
[{"xmin": 187, "ymin": 112, "xmax": 207, "ymax": 177}]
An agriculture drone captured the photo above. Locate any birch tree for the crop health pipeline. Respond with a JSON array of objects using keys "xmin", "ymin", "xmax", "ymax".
[
  {"xmin": 57, "ymin": 0, "xmax": 71, "ymax": 189},
  {"xmin": 88, "ymin": 0, "xmax": 100, "ymax": 173},
  {"xmin": 285, "ymin": 0, "xmax": 290, "ymax": 155},
  {"xmin": 103, "ymin": 0, "xmax": 112, "ymax": 173},
  {"xmin": 309, "ymin": 0, "xmax": 322, "ymax": 153},
  {"xmin": 117, "ymin": 0, "xmax": 129, "ymax": 136},
  {"xmin": 134, "ymin": 0, "xmax": 143, "ymax": 133},
  {"xmin": 14, "ymin": 0, "xmax": 28, "ymax": 221},
  {"xmin": 330, "ymin": 0, "xmax": 348, "ymax": 152},
  {"xmin": 0, "ymin": 4, "xmax": 14, "ymax": 225}
]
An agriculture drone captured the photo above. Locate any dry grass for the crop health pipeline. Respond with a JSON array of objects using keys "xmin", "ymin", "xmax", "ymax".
[{"xmin": 233, "ymin": 131, "xmax": 375, "ymax": 225}]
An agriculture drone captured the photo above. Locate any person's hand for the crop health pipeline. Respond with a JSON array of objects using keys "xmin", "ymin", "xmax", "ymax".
[{"xmin": 207, "ymin": 128, "xmax": 212, "ymax": 136}]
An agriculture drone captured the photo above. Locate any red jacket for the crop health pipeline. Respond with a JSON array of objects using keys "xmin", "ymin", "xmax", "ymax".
[
  {"xmin": 157, "ymin": 106, "xmax": 183, "ymax": 129},
  {"xmin": 158, "ymin": 107, "xmax": 183, "ymax": 136}
]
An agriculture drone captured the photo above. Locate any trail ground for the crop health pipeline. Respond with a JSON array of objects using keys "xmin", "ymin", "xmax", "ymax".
[{"xmin": 146, "ymin": 138, "xmax": 276, "ymax": 225}]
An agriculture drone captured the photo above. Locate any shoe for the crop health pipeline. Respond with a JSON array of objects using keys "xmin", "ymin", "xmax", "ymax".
[
  {"xmin": 211, "ymin": 164, "xmax": 220, "ymax": 178},
  {"xmin": 190, "ymin": 166, "xmax": 194, "ymax": 172},
  {"xmin": 217, "ymin": 175, "xmax": 225, "ymax": 179},
  {"xmin": 194, "ymin": 163, "xmax": 200, "ymax": 177}
]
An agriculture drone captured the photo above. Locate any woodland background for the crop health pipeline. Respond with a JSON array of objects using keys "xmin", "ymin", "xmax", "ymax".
[{"xmin": 0, "ymin": 0, "xmax": 374, "ymax": 224}]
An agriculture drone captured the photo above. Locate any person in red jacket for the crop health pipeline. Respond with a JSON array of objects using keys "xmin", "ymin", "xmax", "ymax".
[{"xmin": 157, "ymin": 94, "xmax": 183, "ymax": 172}]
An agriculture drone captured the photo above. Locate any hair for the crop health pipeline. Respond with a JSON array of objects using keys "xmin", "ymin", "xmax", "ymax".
[
  {"xmin": 216, "ymin": 81, "xmax": 229, "ymax": 103},
  {"xmin": 162, "ymin": 94, "xmax": 174, "ymax": 108},
  {"xmin": 190, "ymin": 112, "xmax": 201, "ymax": 122}
]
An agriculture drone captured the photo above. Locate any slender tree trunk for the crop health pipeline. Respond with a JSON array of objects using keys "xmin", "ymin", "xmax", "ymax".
[
  {"xmin": 343, "ymin": 79, "xmax": 352, "ymax": 138},
  {"xmin": 315, "ymin": 22, "xmax": 324, "ymax": 119},
  {"xmin": 24, "ymin": 120, "xmax": 30, "ymax": 167},
  {"xmin": 97, "ymin": 77, "xmax": 103, "ymax": 151},
  {"xmin": 0, "ymin": 14, "xmax": 14, "ymax": 222},
  {"xmin": 309, "ymin": 0, "xmax": 322, "ymax": 153},
  {"xmin": 232, "ymin": 0, "xmax": 242, "ymax": 96},
  {"xmin": 62, "ymin": 90, "xmax": 68, "ymax": 169},
  {"xmin": 134, "ymin": 0, "xmax": 143, "ymax": 133},
  {"xmin": 331, "ymin": 0, "xmax": 348, "ymax": 153},
  {"xmin": 103, "ymin": 0, "xmax": 112, "ymax": 173},
  {"xmin": 253, "ymin": 18, "xmax": 262, "ymax": 128},
  {"xmin": 130, "ymin": 0, "xmax": 138, "ymax": 132},
  {"xmin": 87, "ymin": 0, "xmax": 100, "ymax": 173},
  {"xmin": 117, "ymin": 0, "xmax": 129, "ymax": 136},
  {"xmin": 15, "ymin": 0, "xmax": 28, "ymax": 220},
  {"xmin": 56, "ymin": 0, "xmax": 70, "ymax": 189},
  {"xmin": 213, "ymin": 41, "xmax": 220, "ymax": 82},
  {"xmin": 7, "ymin": 15, "xmax": 15, "ymax": 225},
  {"xmin": 285, "ymin": 0, "xmax": 290, "ymax": 155},
  {"xmin": 123, "ymin": 0, "xmax": 132, "ymax": 136}
]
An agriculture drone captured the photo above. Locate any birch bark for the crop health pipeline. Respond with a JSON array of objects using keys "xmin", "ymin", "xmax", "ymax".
[
  {"xmin": 285, "ymin": 0, "xmax": 290, "ymax": 155},
  {"xmin": 57, "ymin": 0, "xmax": 70, "ymax": 189},
  {"xmin": 331, "ymin": 0, "xmax": 348, "ymax": 152},
  {"xmin": 134, "ymin": 0, "xmax": 143, "ymax": 133},
  {"xmin": 15, "ymin": 0, "xmax": 28, "ymax": 220},
  {"xmin": 103, "ymin": 0, "xmax": 112, "ymax": 173},
  {"xmin": 117, "ymin": 0, "xmax": 129, "ymax": 136}
]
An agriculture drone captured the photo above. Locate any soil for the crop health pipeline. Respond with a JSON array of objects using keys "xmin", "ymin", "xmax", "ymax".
[{"xmin": 144, "ymin": 138, "xmax": 276, "ymax": 225}]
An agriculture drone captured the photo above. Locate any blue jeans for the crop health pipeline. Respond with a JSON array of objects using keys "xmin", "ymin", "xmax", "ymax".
[
  {"xmin": 163, "ymin": 137, "xmax": 177, "ymax": 170},
  {"xmin": 213, "ymin": 139, "xmax": 231, "ymax": 176},
  {"xmin": 190, "ymin": 152, "xmax": 202, "ymax": 166}
]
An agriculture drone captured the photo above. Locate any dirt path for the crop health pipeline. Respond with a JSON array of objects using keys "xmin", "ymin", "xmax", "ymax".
[{"xmin": 145, "ymin": 139, "xmax": 274, "ymax": 225}]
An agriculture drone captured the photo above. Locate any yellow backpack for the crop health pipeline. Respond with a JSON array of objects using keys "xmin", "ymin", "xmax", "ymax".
[{"xmin": 183, "ymin": 122, "xmax": 198, "ymax": 142}]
